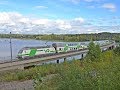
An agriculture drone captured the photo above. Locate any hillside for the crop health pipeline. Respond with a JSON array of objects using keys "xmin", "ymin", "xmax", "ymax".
[{"xmin": 0, "ymin": 50, "xmax": 120, "ymax": 90}]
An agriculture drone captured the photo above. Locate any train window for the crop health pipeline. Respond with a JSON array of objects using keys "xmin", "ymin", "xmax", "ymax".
[
  {"xmin": 38, "ymin": 50, "xmax": 43, "ymax": 51},
  {"xmin": 24, "ymin": 48, "xmax": 29, "ymax": 50},
  {"xmin": 59, "ymin": 48, "xmax": 62, "ymax": 50},
  {"xmin": 24, "ymin": 51, "xmax": 27, "ymax": 53}
]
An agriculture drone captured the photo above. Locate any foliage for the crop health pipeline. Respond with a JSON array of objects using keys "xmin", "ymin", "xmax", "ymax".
[
  {"xmin": 113, "ymin": 46, "xmax": 120, "ymax": 56},
  {"xmin": 0, "ymin": 33, "xmax": 120, "ymax": 42},
  {"xmin": 0, "ymin": 51, "xmax": 120, "ymax": 90},
  {"xmin": 95, "ymin": 44, "xmax": 102, "ymax": 59},
  {"xmin": 34, "ymin": 51, "xmax": 120, "ymax": 90},
  {"xmin": 86, "ymin": 41, "xmax": 102, "ymax": 61}
]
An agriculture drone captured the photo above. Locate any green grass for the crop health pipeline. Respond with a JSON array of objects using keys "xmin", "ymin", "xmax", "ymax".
[
  {"xmin": 0, "ymin": 51, "xmax": 120, "ymax": 90},
  {"xmin": 0, "ymin": 63, "xmax": 60, "ymax": 82}
]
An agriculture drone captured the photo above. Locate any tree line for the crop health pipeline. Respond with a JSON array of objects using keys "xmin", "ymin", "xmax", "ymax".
[{"xmin": 0, "ymin": 32, "xmax": 120, "ymax": 42}]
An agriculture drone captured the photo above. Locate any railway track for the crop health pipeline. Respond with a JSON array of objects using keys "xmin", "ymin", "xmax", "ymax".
[{"xmin": 0, "ymin": 41, "xmax": 115, "ymax": 71}]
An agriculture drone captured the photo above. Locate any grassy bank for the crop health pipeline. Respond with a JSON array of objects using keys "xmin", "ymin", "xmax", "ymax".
[{"xmin": 0, "ymin": 50, "xmax": 120, "ymax": 90}]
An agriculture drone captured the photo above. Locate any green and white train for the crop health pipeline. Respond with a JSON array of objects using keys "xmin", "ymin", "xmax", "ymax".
[{"xmin": 17, "ymin": 43, "xmax": 88, "ymax": 60}]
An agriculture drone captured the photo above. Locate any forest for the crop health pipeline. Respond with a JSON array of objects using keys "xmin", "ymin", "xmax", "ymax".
[{"xmin": 0, "ymin": 32, "xmax": 120, "ymax": 42}]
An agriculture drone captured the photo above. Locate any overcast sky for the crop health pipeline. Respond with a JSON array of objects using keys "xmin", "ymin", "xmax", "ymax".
[{"xmin": 0, "ymin": 0, "xmax": 120, "ymax": 34}]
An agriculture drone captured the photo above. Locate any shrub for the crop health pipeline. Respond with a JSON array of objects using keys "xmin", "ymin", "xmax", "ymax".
[{"xmin": 114, "ymin": 46, "xmax": 120, "ymax": 55}]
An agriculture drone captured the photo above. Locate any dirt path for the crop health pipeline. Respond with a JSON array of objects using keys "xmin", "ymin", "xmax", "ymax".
[{"xmin": 0, "ymin": 80, "xmax": 34, "ymax": 90}]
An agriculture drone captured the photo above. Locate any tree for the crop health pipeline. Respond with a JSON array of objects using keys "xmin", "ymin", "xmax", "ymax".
[
  {"xmin": 87, "ymin": 41, "xmax": 101, "ymax": 61},
  {"xmin": 95, "ymin": 44, "xmax": 102, "ymax": 60}
]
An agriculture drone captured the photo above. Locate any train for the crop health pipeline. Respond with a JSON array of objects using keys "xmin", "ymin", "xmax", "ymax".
[
  {"xmin": 17, "ymin": 43, "xmax": 88, "ymax": 60},
  {"xmin": 17, "ymin": 40, "xmax": 110, "ymax": 60}
]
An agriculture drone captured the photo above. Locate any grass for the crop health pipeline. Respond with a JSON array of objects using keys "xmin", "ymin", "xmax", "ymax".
[
  {"xmin": 0, "ymin": 50, "xmax": 120, "ymax": 90},
  {"xmin": 0, "ymin": 63, "xmax": 59, "ymax": 82}
]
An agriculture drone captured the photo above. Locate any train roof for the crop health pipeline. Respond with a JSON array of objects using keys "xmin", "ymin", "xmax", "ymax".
[
  {"xmin": 21, "ymin": 45, "xmax": 51, "ymax": 50},
  {"xmin": 53, "ymin": 43, "xmax": 79, "ymax": 47}
]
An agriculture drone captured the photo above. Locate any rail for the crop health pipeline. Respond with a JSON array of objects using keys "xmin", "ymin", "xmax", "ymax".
[{"xmin": 0, "ymin": 41, "xmax": 115, "ymax": 71}]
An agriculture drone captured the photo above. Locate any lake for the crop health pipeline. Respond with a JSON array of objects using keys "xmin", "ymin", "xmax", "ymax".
[{"xmin": 0, "ymin": 38, "xmax": 107, "ymax": 61}]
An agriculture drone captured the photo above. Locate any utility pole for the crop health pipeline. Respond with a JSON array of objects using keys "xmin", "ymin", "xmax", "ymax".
[
  {"xmin": 10, "ymin": 32, "xmax": 12, "ymax": 62},
  {"xmin": 90, "ymin": 33, "xmax": 93, "ymax": 41}
]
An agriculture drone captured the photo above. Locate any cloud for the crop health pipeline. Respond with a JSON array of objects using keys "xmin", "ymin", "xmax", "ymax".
[
  {"xmin": 84, "ymin": 0, "xmax": 101, "ymax": 2},
  {"xmin": 101, "ymin": 3, "xmax": 116, "ymax": 12},
  {"xmin": 34, "ymin": 6, "xmax": 48, "ymax": 9},
  {"xmin": 0, "ymin": 12, "xmax": 119, "ymax": 34},
  {"xmin": 74, "ymin": 17, "xmax": 85, "ymax": 23},
  {"xmin": 67, "ymin": 0, "xmax": 102, "ymax": 4},
  {"xmin": 0, "ymin": 12, "xmax": 86, "ymax": 34},
  {"xmin": 0, "ymin": 12, "xmax": 22, "ymax": 24}
]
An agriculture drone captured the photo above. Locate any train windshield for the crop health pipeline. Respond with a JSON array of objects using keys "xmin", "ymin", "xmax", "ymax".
[{"xmin": 18, "ymin": 50, "xmax": 23, "ymax": 54}]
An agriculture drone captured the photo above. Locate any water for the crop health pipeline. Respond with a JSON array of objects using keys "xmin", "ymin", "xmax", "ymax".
[
  {"xmin": 43, "ymin": 54, "xmax": 84, "ymax": 64},
  {"xmin": 0, "ymin": 38, "xmax": 108, "ymax": 61},
  {"xmin": 0, "ymin": 38, "xmax": 64, "ymax": 61}
]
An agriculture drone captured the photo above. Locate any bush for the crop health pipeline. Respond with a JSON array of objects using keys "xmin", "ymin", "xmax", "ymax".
[
  {"xmin": 34, "ymin": 51, "xmax": 120, "ymax": 90},
  {"xmin": 114, "ymin": 46, "xmax": 120, "ymax": 55}
]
